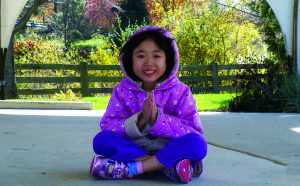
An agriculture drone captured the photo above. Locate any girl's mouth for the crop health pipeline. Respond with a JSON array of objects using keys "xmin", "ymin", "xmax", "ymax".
[{"xmin": 144, "ymin": 70, "xmax": 155, "ymax": 76}]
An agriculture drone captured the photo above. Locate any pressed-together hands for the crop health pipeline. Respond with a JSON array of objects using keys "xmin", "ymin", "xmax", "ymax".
[{"xmin": 137, "ymin": 91, "xmax": 158, "ymax": 131}]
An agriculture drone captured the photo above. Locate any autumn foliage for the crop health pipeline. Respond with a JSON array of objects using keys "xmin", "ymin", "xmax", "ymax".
[
  {"xmin": 145, "ymin": 0, "xmax": 209, "ymax": 24},
  {"xmin": 86, "ymin": 0, "xmax": 121, "ymax": 28}
]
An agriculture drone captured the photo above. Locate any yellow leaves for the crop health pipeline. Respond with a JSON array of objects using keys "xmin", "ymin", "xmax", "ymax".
[
  {"xmin": 53, "ymin": 89, "xmax": 81, "ymax": 101},
  {"xmin": 147, "ymin": 0, "xmax": 204, "ymax": 24},
  {"xmin": 89, "ymin": 44, "xmax": 119, "ymax": 65},
  {"xmin": 155, "ymin": 1, "xmax": 265, "ymax": 66}
]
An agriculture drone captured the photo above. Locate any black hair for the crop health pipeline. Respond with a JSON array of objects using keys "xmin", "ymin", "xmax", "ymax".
[{"xmin": 120, "ymin": 28, "xmax": 175, "ymax": 83}]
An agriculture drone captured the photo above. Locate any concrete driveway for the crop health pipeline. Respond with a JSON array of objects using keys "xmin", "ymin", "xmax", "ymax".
[{"xmin": 1, "ymin": 109, "xmax": 300, "ymax": 185}]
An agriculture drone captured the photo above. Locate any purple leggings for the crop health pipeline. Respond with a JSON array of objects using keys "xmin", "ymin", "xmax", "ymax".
[{"xmin": 93, "ymin": 131, "xmax": 207, "ymax": 169}]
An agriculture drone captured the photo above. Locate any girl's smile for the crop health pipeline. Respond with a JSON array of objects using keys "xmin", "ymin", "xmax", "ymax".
[{"xmin": 133, "ymin": 39, "xmax": 166, "ymax": 91}]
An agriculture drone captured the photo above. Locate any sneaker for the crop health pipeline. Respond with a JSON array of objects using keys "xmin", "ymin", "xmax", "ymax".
[
  {"xmin": 90, "ymin": 155, "xmax": 109, "ymax": 178},
  {"xmin": 90, "ymin": 155, "xmax": 134, "ymax": 179},
  {"xmin": 192, "ymin": 160, "xmax": 203, "ymax": 177},
  {"xmin": 165, "ymin": 159, "xmax": 193, "ymax": 184}
]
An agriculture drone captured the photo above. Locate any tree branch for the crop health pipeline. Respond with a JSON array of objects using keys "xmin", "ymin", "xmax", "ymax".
[
  {"xmin": 13, "ymin": 0, "xmax": 47, "ymax": 35},
  {"xmin": 216, "ymin": 2, "xmax": 260, "ymax": 18}
]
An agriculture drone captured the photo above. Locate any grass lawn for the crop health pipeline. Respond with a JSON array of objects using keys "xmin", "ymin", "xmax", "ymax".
[
  {"xmin": 73, "ymin": 39, "xmax": 106, "ymax": 48},
  {"xmin": 194, "ymin": 93, "xmax": 236, "ymax": 111},
  {"xmin": 13, "ymin": 93, "xmax": 238, "ymax": 111}
]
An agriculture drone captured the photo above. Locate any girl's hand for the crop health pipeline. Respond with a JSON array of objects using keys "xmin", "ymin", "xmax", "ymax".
[
  {"xmin": 137, "ymin": 91, "xmax": 158, "ymax": 130},
  {"xmin": 149, "ymin": 91, "xmax": 158, "ymax": 124},
  {"xmin": 137, "ymin": 92, "xmax": 152, "ymax": 130}
]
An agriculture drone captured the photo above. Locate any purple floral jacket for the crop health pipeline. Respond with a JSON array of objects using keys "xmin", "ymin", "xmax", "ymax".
[{"xmin": 99, "ymin": 26, "xmax": 204, "ymax": 141}]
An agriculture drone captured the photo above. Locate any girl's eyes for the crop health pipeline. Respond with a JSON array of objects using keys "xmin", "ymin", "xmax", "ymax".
[{"xmin": 137, "ymin": 55, "xmax": 161, "ymax": 59}]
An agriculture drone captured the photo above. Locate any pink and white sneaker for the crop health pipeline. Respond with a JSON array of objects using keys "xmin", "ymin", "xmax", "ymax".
[
  {"xmin": 90, "ymin": 155, "xmax": 134, "ymax": 179},
  {"xmin": 193, "ymin": 160, "xmax": 203, "ymax": 177},
  {"xmin": 165, "ymin": 159, "xmax": 193, "ymax": 184}
]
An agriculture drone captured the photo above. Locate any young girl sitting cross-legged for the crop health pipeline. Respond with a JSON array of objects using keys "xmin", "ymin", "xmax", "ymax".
[{"xmin": 90, "ymin": 26, "xmax": 207, "ymax": 184}]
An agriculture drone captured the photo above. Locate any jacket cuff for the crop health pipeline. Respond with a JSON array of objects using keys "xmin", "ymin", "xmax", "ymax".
[{"xmin": 124, "ymin": 112, "xmax": 147, "ymax": 139}]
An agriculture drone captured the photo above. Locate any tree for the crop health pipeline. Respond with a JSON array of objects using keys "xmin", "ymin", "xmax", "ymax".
[
  {"xmin": 53, "ymin": 0, "xmax": 88, "ymax": 49},
  {"xmin": 85, "ymin": 0, "xmax": 121, "ymax": 32},
  {"xmin": 247, "ymin": 0, "xmax": 288, "ymax": 65},
  {"xmin": 156, "ymin": 1, "xmax": 264, "ymax": 66},
  {"xmin": 119, "ymin": 0, "xmax": 150, "ymax": 30},
  {"xmin": 145, "ymin": 0, "xmax": 210, "ymax": 24},
  {"xmin": 109, "ymin": 0, "xmax": 150, "ymax": 48},
  {"xmin": 5, "ymin": 0, "xmax": 47, "ymax": 99}
]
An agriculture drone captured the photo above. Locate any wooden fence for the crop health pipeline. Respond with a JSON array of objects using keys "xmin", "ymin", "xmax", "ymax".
[{"xmin": 15, "ymin": 62, "xmax": 267, "ymax": 97}]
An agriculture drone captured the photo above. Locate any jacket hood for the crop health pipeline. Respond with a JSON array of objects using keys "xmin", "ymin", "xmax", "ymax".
[{"xmin": 119, "ymin": 26, "xmax": 180, "ymax": 91}]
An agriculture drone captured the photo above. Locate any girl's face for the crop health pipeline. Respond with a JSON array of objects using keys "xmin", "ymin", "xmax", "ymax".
[{"xmin": 133, "ymin": 39, "xmax": 166, "ymax": 91}]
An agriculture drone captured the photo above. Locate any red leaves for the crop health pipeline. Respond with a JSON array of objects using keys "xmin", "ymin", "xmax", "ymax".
[{"xmin": 85, "ymin": 0, "xmax": 120, "ymax": 27}]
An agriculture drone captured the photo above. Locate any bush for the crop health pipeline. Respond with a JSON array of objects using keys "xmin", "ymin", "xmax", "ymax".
[
  {"xmin": 228, "ymin": 59, "xmax": 300, "ymax": 113},
  {"xmin": 229, "ymin": 59, "xmax": 285, "ymax": 112},
  {"xmin": 278, "ymin": 73, "xmax": 300, "ymax": 113},
  {"xmin": 156, "ymin": 2, "xmax": 265, "ymax": 66},
  {"xmin": 14, "ymin": 39, "xmax": 36, "ymax": 56},
  {"xmin": 68, "ymin": 30, "xmax": 84, "ymax": 42},
  {"xmin": 53, "ymin": 89, "xmax": 81, "ymax": 101},
  {"xmin": 110, "ymin": 19, "xmax": 147, "ymax": 48},
  {"xmin": 87, "ymin": 40, "xmax": 121, "ymax": 90},
  {"xmin": 155, "ymin": 2, "xmax": 265, "ymax": 91},
  {"xmin": 14, "ymin": 32, "xmax": 84, "ymax": 98}
]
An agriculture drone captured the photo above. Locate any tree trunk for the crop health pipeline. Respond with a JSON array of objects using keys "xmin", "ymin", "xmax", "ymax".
[
  {"xmin": 4, "ymin": 36, "xmax": 17, "ymax": 99},
  {"xmin": 3, "ymin": 0, "xmax": 47, "ymax": 99}
]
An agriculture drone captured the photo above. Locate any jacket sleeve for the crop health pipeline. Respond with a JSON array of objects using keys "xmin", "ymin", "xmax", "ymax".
[
  {"xmin": 148, "ymin": 86, "xmax": 204, "ymax": 139},
  {"xmin": 99, "ymin": 85, "xmax": 130, "ymax": 138},
  {"xmin": 99, "ymin": 85, "xmax": 148, "ymax": 139}
]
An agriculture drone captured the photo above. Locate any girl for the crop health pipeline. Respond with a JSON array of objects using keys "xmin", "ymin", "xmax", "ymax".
[{"xmin": 90, "ymin": 26, "xmax": 207, "ymax": 184}]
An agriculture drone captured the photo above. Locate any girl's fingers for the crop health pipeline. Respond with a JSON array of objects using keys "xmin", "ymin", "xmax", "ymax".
[
  {"xmin": 150, "ymin": 98, "xmax": 158, "ymax": 124},
  {"xmin": 142, "ymin": 95, "xmax": 152, "ymax": 123}
]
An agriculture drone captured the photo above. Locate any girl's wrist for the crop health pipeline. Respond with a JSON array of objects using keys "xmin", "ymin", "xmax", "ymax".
[{"xmin": 137, "ymin": 114, "xmax": 146, "ymax": 131}]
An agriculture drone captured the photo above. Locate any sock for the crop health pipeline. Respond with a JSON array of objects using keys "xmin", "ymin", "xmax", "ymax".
[{"xmin": 128, "ymin": 161, "xmax": 143, "ymax": 176}]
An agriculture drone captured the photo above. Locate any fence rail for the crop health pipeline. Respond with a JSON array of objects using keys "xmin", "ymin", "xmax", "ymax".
[{"xmin": 15, "ymin": 62, "xmax": 267, "ymax": 97}]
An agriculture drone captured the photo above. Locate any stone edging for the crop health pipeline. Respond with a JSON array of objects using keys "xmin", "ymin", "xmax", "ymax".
[{"xmin": 0, "ymin": 100, "xmax": 93, "ymax": 110}]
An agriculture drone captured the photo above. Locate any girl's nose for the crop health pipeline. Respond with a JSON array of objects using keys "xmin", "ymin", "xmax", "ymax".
[{"xmin": 145, "ymin": 57, "xmax": 154, "ymax": 66}]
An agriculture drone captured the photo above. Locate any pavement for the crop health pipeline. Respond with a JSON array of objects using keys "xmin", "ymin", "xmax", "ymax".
[{"xmin": 1, "ymin": 109, "xmax": 300, "ymax": 185}]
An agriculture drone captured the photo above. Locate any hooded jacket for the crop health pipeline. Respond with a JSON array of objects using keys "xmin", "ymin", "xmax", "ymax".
[{"xmin": 99, "ymin": 26, "xmax": 204, "ymax": 151}]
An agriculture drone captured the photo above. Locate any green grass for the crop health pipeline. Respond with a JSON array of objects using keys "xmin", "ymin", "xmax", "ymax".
[
  {"xmin": 194, "ymin": 93, "xmax": 237, "ymax": 111},
  {"xmin": 81, "ymin": 96, "xmax": 111, "ymax": 110},
  {"xmin": 12, "ymin": 93, "xmax": 238, "ymax": 111},
  {"xmin": 73, "ymin": 39, "xmax": 106, "ymax": 48}
]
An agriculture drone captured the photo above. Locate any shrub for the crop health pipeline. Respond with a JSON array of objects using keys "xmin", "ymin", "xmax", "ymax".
[
  {"xmin": 110, "ymin": 18, "xmax": 147, "ymax": 48},
  {"xmin": 156, "ymin": 2, "xmax": 265, "ymax": 66},
  {"xmin": 278, "ymin": 73, "xmax": 300, "ymax": 113},
  {"xmin": 14, "ymin": 39, "xmax": 36, "ymax": 56},
  {"xmin": 15, "ymin": 32, "xmax": 84, "ymax": 97},
  {"xmin": 88, "ymin": 42, "xmax": 121, "ymax": 90},
  {"xmin": 53, "ymin": 89, "xmax": 81, "ymax": 101},
  {"xmin": 68, "ymin": 30, "xmax": 84, "ymax": 42},
  {"xmin": 229, "ymin": 58, "xmax": 285, "ymax": 112}
]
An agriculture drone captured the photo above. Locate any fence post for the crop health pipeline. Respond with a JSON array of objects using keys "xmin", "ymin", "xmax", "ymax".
[
  {"xmin": 0, "ymin": 48, "xmax": 7, "ymax": 100},
  {"xmin": 80, "ymin": 61, "xmax": 89, "ymax": 97},
  {"xmin": 211, "ymin": 62, "xmax": 219, "ymax": 93}
]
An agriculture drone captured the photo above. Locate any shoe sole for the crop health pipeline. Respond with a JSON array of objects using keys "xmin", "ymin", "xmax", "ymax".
[
  {"xmin": 193, "ymin": 160, "xmax": 203, "ymax": 177},
  {"xmin": 90, "ymin": 156, "xmax": 96, "ymax": 175},
  {"xmin": 176, "ymin": 159, "xmax": 192, "ymax": 183}
]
